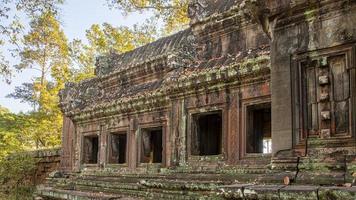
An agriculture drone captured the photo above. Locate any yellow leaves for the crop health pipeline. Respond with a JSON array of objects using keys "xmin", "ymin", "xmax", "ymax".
[
  {"xmin": 17, "ymin": 10, "xmax": 68, "ymax": 147},
  {"xmin": 13, "ymin": 9, "xmax": 72, "ymax": 148},
  {"xmin": 21, "ymin": 10, "xmax": 69, "ymax": 71},
  {"xmin": 108, "ymin": 0, "xmax": 190, "ymax": 34},
  {"xmin": 70, "ymin": 21, "xmax": 156, "ymax": 82},
  {"xmin": 86, "ymin": 23, "xmax": 155, "ymax": 55},
  {"xmin": 0, "ymin": 107, "xmax": 35, "ymax": 157},
  {"xmin": 86, "ymin": 24, "xmax": 108, "ymax": 54},
  {"xmin": 163, "ymin": 0, "xmax": 189, "ymax": 33}
]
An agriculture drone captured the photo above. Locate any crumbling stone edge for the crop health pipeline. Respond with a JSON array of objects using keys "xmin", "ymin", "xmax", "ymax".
[{"xmin": 219, "ymin": 184, "xmax": 356, "ymax": 200}]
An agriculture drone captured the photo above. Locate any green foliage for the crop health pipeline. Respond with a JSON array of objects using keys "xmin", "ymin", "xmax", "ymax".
[
  {"xmin": 70, "ymin": 22, "xmax": 157, "ymax": 82},
  {"xmin": 0, "ymin": 153, "xmax": 37, "ymax": 184},
  {"xmin": 0, "ymin": 186, "xmax": 35, "ymax": 200},
  {"xmin": 0, "ymin": 107, "xmax": 34, "ymax": 157},
  {"xmin": 0, "ymin": 52, "xmax": 11, "ymax": 84},
  {"xmin": 0, "ymin": 0, "xmax": 64, "ymax": 84},
  {"xmin": 17, "ymin": 11, "xmax": 69, "ymax": 75},
  {"xmin": 106, "ymin": 0, "xmax": 189, "ymax": 34},
  {"xmin": 6, "ymin": 83, "xmax": 38, "ymax": 109},
  {"xmin": 15, "ymin": 0, "xmax": 64, "ymax": 16},
  {"xmin": 0, "ymin": 106, "xmax": 60, "ymax": 199},
  {"xmin": 10, "ymin": 10, "xmax": 69, "ymax": 148},
  {"xmin": 0, "ymin": 106, "xmax": 38, "ymax": 198},
  {"xmin": 0, "ymin": 153, "xmax": 37, "ymax": 200}
]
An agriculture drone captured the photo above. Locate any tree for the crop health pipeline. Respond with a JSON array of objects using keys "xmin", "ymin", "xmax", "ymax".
[
  {"xmin": 0, "ymin": 0, "xmax": 64, "ymax": 84},
  {"xmin": 70, "ymin": 22, "xmax": 157, "ymax": 82},
  {"xmin": 15, "ymin": 0, "xmax": 64, "ymax": 16},
  {"xmin": 12, "ymin": 10, "xmax": 69, "ymax": 148},
  {"xmin": 0, "ymin": 51, "xmax": 11, "ymax": 84},
  {"xmin": 17, "ymin": 11, "xmax": 69, "ymax": 87},
  {"xmin": 0, "ymin": 0, "xmax": 14, "ymax": 84},
  {"xmin": 106, "ymin": 0, "xmax": 189, "ymax": 34},
  {"xmin": 0, "ymin": 0, "xmax": 63, "ymax": 18},
  {"xmin": 0, "ymin": 107, "xmax": 37, "ymax": 198},
  {"xmin": 6, "ymin": 83, "xmax": 38, "ymax": 110},
  {"xmin": 0, "ymin": 153, "xmax": 37, "ymax": 200},
  {"xmin": 0, "ymin": 106, "xmax": 34, "ymax": 158}
]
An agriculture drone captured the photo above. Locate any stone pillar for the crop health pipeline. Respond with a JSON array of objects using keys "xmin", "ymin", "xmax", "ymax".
[
  {"xmin": 60, "ymin": 116, "xmax": 75, "ymax": 172},
  {"xmin": 270, "ymin": 27, "xmax": 298, "ymax": 154},
  {"xmin": 99, "ymin": 124, "xmax": 107, "ymax": 168},
  {"xmin": 227, "ymin": 88, "xmax": 240, "ymax": 164},
  {"xmin": 129, "ymin": 118, "xmax": 138, "ymax": 169}
]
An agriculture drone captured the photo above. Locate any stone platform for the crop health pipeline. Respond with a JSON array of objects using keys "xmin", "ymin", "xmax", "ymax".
[{"xmin": 36, "ymin": 174, "xmax": 356, "ymax": 200}]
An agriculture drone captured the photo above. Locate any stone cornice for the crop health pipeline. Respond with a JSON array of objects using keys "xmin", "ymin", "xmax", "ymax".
[
  {"xmin": 190, "ymin": 5, "xmax": 256, "ymax": 35},
  {"xmin": 69, "ymin": 56, "xmax": 270, "ymax": 122},
  {"xmin": 270, "ymin": 0, "xmax": 355, "ymax": 30}
]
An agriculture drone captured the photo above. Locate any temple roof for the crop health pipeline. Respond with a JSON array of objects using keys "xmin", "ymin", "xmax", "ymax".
[
  {"xmin": 95, "ymin": 28, "xmax": 193, "ymax": 77},
  {"xmin": 59, "ymin": 0, "xmax": 272, "ymax": 119}
]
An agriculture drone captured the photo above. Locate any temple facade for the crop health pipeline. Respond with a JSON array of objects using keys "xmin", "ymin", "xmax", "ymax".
[{"xmin": 37, "ymin": 0, "xmax": 356, "ymax": 199}]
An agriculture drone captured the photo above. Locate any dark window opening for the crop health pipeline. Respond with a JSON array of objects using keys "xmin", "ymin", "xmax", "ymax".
[
  {"xmin": 246, "ymin": 103, "xmax": 272, "ymax": 154},
  {"xmin": 141, "ymin": 128, "xmax": 163, "ymax": 163},
  {"xmin": 108, "ymin": 133, "xmax": 127, "ymax": 164},
  {"xmin": 83, "ymin": 135, "xmax": 99, "ymax": 164},
  {"xmin": 191, "ymin": 111, "xmax": 222, "ymax": 156}
]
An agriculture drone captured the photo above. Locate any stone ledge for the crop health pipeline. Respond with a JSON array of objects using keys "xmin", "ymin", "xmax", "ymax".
[
  {"xmin": 219, "ymin": 184, "xmax": 356, "ymax": 200},
  {"xmin": 37, "ymin": 179, "xmax": 356, "ymax": 200},
  {"xmin": 36, "ymin": 186, "xmax": 133, "ymax": 200}
]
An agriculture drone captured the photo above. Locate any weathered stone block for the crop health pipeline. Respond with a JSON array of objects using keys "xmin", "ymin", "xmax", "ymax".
[
  {"xmin": 321, "ymin": 111, "xmax": 331, "ymax": 120},
  {"xmin": 319, "ymin": 75, "xmax": 329, "ymax": 85}
]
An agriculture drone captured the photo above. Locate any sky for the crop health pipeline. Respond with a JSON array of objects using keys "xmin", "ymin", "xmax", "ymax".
[{"xmin": 0, "ymin": 0, "xmax": 152, "ymax": 113}]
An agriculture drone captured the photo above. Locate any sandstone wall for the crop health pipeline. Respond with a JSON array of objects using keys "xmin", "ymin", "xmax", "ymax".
[{"xmin": 30, "ymin": 148, "xmax": 61, "ymax": 184}]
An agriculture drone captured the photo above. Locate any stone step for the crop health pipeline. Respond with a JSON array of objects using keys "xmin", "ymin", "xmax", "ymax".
[
  {"xmin": 75, "ymin": 172, "xmax": 262, "ymax": 183},
  {"xmin": 296, "ymin": 171, "xmax": 346, "ymax": 185},
  {"xmin": 36, "ymin": 186, "xmax": 129, "ymax": 200},
  {"xmin": 270, "ymin": 157, "xmax": 299, "ymax": 171},
  {"xmin": 38, "ymin": 170, "xmax": 356, "ymax": 200},
  {"xmin": 218, "ymin": 184, "xmax": 356, "ymax": 200},
  {"xmin": 38, "ymin": 181, "xmax": 356, "ymax": 200},
  {"xmin": 298, "ymin": 157, "xmax": 346, "ymax": 171},
  {"xmin": 39, "ymin": 176, "xmax": 223, "ymax": 200},
  {"xmin": 306, "ymin": 138, "xmax": 356, "ymax": 150}
]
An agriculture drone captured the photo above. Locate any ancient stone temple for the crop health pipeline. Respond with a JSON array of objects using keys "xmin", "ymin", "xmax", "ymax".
[{"xmin": 36, "ymin": 0, "xmax": 356, "ymax": 199}]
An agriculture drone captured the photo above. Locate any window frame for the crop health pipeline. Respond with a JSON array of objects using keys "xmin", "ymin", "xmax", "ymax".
[
  {"xmin": 187, "ymin": 107, "xmax": 227, "ymax": 162},
  {"xmin": 81, "ymin": 132, "xmax": 100, "ymax": 166},
  {"xmin": 240, "ymin": 96, "xmax": 272, "ymax": 159},
  {"xmin": 107, "ymin": 131, "xmax": 129, "ymax": 166},
  {"xmin": 190, "ymin": 110, "xmax": 223, "ymax": 156},
  {"xmin": 137, "ymin": 124, "xmax": 166, "ymax": 168}
]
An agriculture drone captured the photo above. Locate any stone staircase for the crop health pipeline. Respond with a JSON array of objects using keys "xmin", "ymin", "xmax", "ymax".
[
  {"xmin": 36, "ymin": 170, "xmax": 356, "ymax": 200},
  {"xmin": 35, "ymin": 138, "xmax": 356, "ymax": 199},
  {"xmin": 37, "ymin": 172, "xmax": 232, "ymax": 200}
]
